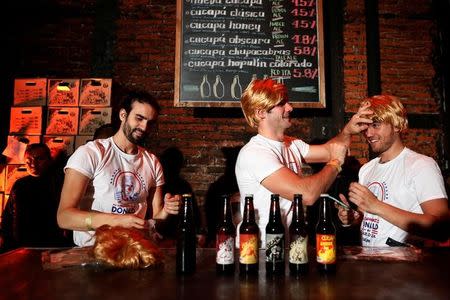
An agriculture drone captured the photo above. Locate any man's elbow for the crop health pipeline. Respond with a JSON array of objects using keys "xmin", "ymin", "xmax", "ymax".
[
  {"xmin": 56, "ymin": 210, "xmax": 69, "ymax": 230},
  {"xmin": 301, "ymin": 192, "xmax": 321, "ymax": 206},
  {"xmin": 429, "ymin": 214, "xmax": 450, "ymax": 241},
  {"xmin": 407, "ymin": 214, "xmax": 450, "ymax": 241}
]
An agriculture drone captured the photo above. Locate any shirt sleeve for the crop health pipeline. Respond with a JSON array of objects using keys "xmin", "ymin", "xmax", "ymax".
[
  {"xmin": 409, "ymin": 158, "xmax": 448, "ymax": 203},
  {"xmin": 238, "ymin": 144, "xmax": 284, "ymax": 183},
  {"xmin": 292, "ymin": 138, "xmax": 310, "ymax": 159},
  {"xmin": 64, "ymin": 143, "xmax": 98, "ymax": 179},
  {"xmin": 154, "ymin": 158, "xmax": 165, "ymax": 187}
]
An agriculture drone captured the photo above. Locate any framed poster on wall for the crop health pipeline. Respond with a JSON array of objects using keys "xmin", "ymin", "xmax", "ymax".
[{"xmin": 174, "ymin": 0, "xmax": 325, "ymax": 108}]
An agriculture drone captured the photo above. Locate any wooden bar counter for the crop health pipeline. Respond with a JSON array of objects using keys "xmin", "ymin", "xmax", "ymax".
[{"xmin": 0, "ymin": 247, "xmax": 449, "ymax": 300}]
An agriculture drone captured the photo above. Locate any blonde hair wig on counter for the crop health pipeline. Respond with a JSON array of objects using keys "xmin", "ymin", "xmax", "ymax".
[{"xmin": 92, "ymin": 225, "xmax": 163, "ymax": 269}]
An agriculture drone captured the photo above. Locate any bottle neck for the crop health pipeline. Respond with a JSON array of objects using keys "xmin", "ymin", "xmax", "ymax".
[
  {"xmin": 318, "ymin": 197, "xmax": 329, "ymax": 222},
  {"xmin": 268, "ymin": 197, "xmax": 282, "ymax": 223},
  {"xmin": 221, "ymin": 196, "xmax": 233, "ymax": 224},
  {"xmin": 243, "ymin": 197, "xmax": 255, "ymax": 223},
  {"xmin": 180, "ymin": 196, "xmax": 193, "ymax": 223},
  {"xmin": 291, "ymin": 197, "xmax": 304, "ymax": 223}
]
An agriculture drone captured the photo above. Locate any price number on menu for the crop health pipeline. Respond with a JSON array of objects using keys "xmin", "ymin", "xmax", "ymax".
[
  {"xmin": 293, "ymin": 68, "xmax": 318, "ymax": 79},
  {"xmin": 291, "ymin": 8, "xmax": 316, "ymax": 17},
  {"xmin": 291, "ymin": 34, "xmax": 317, "ymax": 45},
  {"xmin": 292, "ymin": 0, "xmax": 315, "ymax": 7},
  {"xmin": 292, "ymin": 19, "xmax": 316, "ymax": 29},
  {"xmin": 293, "ymin": 46, "xmax": 317, "ymax": 56}
]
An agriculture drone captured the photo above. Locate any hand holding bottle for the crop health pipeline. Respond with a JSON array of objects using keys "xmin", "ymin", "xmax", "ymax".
[
  {"xmin": 163, "ymin": 193, "xmax": 181, "ymax": 215},
  {"xmin": 336, "ymin": 194, "xmax": 360, "ymax": 226}
]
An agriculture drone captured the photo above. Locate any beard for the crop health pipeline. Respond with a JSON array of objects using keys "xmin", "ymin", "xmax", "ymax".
[
  {"xmin": 122, "ymin": 122, "xmax": 146, "ymax": 145},
  {"xmin": 368, "ymin": 136, "xmax": 396, "ymax": 154}
]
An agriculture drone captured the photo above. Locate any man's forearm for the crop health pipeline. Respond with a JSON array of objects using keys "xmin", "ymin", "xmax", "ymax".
[{"xmin": 376, "ymin": 202, "xmax": 448, "ymax": 240}]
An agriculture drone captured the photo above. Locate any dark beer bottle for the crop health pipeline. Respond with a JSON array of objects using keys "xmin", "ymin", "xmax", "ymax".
[
  {"xmin": 216, "ymin": 194, "xmax": 236, "ymax": 274},
  {"xmin": 316, "ymin": 196, "xmax": 336, "ymax": 273},
  {"xmin": 265, "ymin": 194, "xmax": 285, "ymax": 275},
  {"xmin": 176, "ymin": 193, "xmax": 196, "ymax": 274},
  {"xmin": 289, "ymin": 194, "xmax": 309, "ymax": 275},
  {"xmin": 239, "ymin": 194, "xmax": 259, "ymax": 275}
]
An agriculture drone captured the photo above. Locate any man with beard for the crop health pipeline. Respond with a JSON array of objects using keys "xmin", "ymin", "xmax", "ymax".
[
  {"xmin": 58, "ymin": 91, "xmax": 180, "ymax": 247},
  {"xmin": 235, "ymin": 79, "xmax": 373, "ymax": 247},
  {"xmin": 337, "ymin": 95, "xmax": 449, "ymax": 247}
]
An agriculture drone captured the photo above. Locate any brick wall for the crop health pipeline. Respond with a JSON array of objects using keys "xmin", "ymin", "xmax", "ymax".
[{"xmin": 1, "ymin": 0, "xmax": 445, "ymax": 207}]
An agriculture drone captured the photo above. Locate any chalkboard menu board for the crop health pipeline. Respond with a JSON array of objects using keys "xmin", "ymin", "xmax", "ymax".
[{"xmin": 174, "ymin": 0, "xmax": 325, "ymax": 108}]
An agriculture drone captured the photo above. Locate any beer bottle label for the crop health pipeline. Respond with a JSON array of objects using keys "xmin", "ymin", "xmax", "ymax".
[
  {"xmin": 265, "ymin": 234, "xmax": 284, "ymax": 262},
  {"xmin": 239, "ymin": 234, "xmax": 258, "ymax": 264},
  {"xmin": 316, "ymin": 234, "xmax": 336, "ymax": 264},
  {"xmin": 216, "ymin": 234, "xmax": 235, "ymax": 265},
  {"xmin": 289, "ymin": 235, "xmax": 308, "ymax": 264}
]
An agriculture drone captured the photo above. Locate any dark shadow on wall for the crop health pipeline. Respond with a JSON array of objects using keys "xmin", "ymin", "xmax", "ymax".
[
  {"xmin": 159, "ymin": 146, "xmax": 203, "ymax": 239},
  {"xmin": 204, "ymin": 146, "xmax": 242, "ymax": 246}
]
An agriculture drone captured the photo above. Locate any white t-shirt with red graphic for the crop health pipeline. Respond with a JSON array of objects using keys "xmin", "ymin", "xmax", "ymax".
[
  {"xmin": 358, "ymin": 147, "xmax": 447, "ymax": 247},
  {"xmin": 65, "ymin": 137, "xmax": 164, "ymax": 246},
  {"xmin": 235, "ymin": 134, "xmax": 310, "ymax": 248}
]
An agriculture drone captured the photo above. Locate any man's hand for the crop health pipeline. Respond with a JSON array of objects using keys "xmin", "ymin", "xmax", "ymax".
[
  {"xmin": 163, "ymin": 193, "xmax": 181, "ymax": 215},
  {"xmin": 343, "ymin": 102, "xmax": 373, "ymax": 135},
  {"xmin": 111, "ymin": 214, "xmax": 147, "ymax": 229},
  {"xmin": 348, "ymin": 182, "xmax": 382, "ymax": 215},
  {"xmin": 336, "ymin": 194, "xmax": 360, "ymax": 226},
  {"xmin": 328, "ymin": 142, "xmax": 348, "ymax": 166}
]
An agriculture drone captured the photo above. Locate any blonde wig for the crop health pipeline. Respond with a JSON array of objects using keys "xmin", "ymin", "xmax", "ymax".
[
  {"xmin": 240, "ymin": 78, "xmax": 288, "ymax": 128},
  {"xmin": 361, "ymin": 95, "xmax": 408, "ymax": 132},
  {"xmin": 92, "ymin": 225, "xmax": 163, "ymax": 269}
]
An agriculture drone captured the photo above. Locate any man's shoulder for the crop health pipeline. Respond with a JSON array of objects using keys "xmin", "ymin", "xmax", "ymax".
[
  {"xmin": 137, "ymin": 147, "xmax": 161, "ymax": 164},
  {"xmin": 75, "ymin": 137, "xmax": 113, "ymax": 155},
  {"xmin": 403, "ymin": 148, "xmax": 432, "ymax": 160},
  {"xmin": 403, "ymin": 148, "xmax": 437, "ymax": 168},
  {"xmin": 284, "ymin": 135, "xmax": 303, "ymax": 144},
  {"xmin": 9, "ymin": 176, "xmax": 34, "ymax": 199},
  {"xmin": 240, "ymin": 136, "xmax": 273, "ymax": 155},
  {"xmin": 12, "ymin": 175, "xmax": 33, "ymax": 187},
  {"xmin": 66, "ymin": 138, "xmax": 113, "ymax": 169},
  {"xmin": 359, "ymin": 157, "xmax": 378, "ymax": 173},
  {"xmin": 89, "ymin": 137, "xmax": 113, "ymax": 149}
]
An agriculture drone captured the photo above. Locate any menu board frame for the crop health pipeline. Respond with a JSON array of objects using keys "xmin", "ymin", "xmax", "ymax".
[{"xmin": 174, "ymin": 0, "xmax": 325, "ymax": 108}]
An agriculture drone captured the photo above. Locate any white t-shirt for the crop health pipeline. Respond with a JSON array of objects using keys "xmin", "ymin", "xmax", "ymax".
[
  {"xmin": 359, "ymin": 147, "xmax": 448, "ymax": 247},
  {"xmin": 235, "ymin": 134, "xmax": 310, "ymax": 248},
  {"xmin": 65, "ymin": 137, "xmax": 165, "ymax": 246}
]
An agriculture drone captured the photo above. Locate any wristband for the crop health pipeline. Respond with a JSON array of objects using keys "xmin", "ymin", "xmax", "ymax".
[
  {"xmin": 326, "ymin": 159, "xmax": 342, "ymax": 173},
  {"xmin": 85, "ymin": 214, "xmax": 94, "ymax": 231}
]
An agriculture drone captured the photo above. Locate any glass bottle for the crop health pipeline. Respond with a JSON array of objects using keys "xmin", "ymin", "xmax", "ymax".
[
  {"xmin": 289, "ymin": 194, "xmax": 309, "ymax": 275},
  {"xmin": 216, "ymin": 194, "xmax": 236, "ymax": 274},
  {"xmin": 316, "ymin": 196, "xmax": 336, "ymax": 273},
  {"xmin": 265, "ymin": 194, "xmax": 285, "ymax": 275},
  {"xmin": 176, "ymin": 193, "xmax": 196, "ymax": 274},
  {"xmin": 239, "ymin": 194, "xmax": 259, "ymax": 275}
]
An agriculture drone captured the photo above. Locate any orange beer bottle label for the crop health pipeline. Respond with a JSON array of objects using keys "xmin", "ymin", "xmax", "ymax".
[
  {"xmin": 239, "ymin": 234, "xmax": 258, "ymax": 264},
  {"xmin": 316, "ymin": 234, "xmax": 336, "ymax": 264}
]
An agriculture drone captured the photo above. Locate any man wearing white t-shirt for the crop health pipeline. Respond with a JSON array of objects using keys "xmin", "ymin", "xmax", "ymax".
[
  {"xmin": 337, "ymin": 95, "xmax": 449, "ymax": 246},
  {"xmin": 235, "ymin": 79, "xmax": 373, "ymax": 247},
  {"xmin": 57, "ymin": 91, "xmax": 180, "ymax": 246}
]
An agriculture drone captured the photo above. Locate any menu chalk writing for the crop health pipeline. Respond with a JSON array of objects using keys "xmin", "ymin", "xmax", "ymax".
[{"xmin": 175, "ymin": 0, "xmax": 325, "ymax": 108}]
